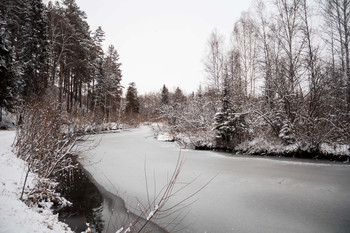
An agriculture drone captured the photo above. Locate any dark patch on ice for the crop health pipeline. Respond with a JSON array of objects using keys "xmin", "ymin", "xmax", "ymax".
[
  {"xmin": 54, "ymin": 167, "xmax": 104, "ymax": 232},
  {"xmin": 55, "ymin": 165, "xmax": 167, "ymax": 233}
]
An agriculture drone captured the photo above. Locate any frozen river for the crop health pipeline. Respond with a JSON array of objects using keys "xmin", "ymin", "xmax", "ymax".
[{"xmin": 80, "ymin": 126, "xmax": 350, "ymax": 233}]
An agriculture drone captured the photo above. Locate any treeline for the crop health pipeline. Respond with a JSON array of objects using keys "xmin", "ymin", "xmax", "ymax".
[
  {"xmin": 1, "ymin": 0, "xmax": 143, "ymax": 127},
  {"xmin": 0, "ymin": 0, "xmax": 125, "ymax": 123},
  {"xmin": 140, "ymin": 0, "xmax": 350, "ymax": 158}
]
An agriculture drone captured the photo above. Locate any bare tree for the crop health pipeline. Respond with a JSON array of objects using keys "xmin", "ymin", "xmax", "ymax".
[
  {"xmin": 204, "ymin": 29, "xmax": 225, "ymax": 92},
  {"xmin": 15, "ymin": 91, "xmax": 80, "ymax": 205},
  {"xmin": 255, "ymin": 0, "xmax": 276, "ymax": 108},
  {"xmin": 231, "ymin": 12, "xmax": 259, "ymax": 98},
  {"xmin": 320, "ymin": 0, "xmax": 350, "ymax": 112},
  {"xmin": 270, "ymin": 0, "xmax": 306, "ymax": 123}
]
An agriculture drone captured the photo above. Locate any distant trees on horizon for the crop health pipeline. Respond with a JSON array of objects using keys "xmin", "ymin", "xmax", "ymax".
[{"xmin": 138, "ymin": 0, "xmax": 350, "ymax": 156}]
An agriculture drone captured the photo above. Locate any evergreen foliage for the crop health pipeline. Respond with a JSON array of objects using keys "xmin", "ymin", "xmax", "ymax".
[
  {"xmin": 20, "ymin": 0, "xmax": 49, "ymax": 99},
  {"xmin": 0, "ymin": 0, "xmax": 124, "ymax": 123},
  {"xmin": 173, "ymin": 87, "xmax": 186, "ymax": 106},
  {"xmin": 125, "ymin": 82, "xmax": 139, "ymax": 114},
  {"xmin": 0, "ymin": 0, "xmax": 128, "ymax": 201},
  {"xmin": 95, "ymin": 44, "xmax": 123, "ymax": 121},
  {"xmin": 161, "ymin": 84, "xmax": 169, "ymax": 105},
  {"xmin": 0, "ymin": 17, "xmax": 16, "ymax": 116},
  {"xmin": 213, "ymin": 72, "xmax": 238, "ymax": 149}
]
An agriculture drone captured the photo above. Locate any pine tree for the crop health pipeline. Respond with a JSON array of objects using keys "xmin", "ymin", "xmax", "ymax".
[
  {"xmin": 0, "ymin": 0, "xmax": 29, "ymax": 121},
  {"xmin": 96, "ymin": 45, "xmax": 122, "ymax": 121},
  {"xmin": 94, "ymin": 57, "xmax": 105, "ymax": 111},
  {"xmin": 0, "ymin": 17, "xmax": 16, "ymax": 122},
  {"xmin": 90, "ymin": 26, "xmax": 106, "ymax": 112},
  {"xmin": 161, "ymin": 84, "xmax": 170, "ymax": 105},
  {"xmin": 125, "ymin": 82, "xmax": 139, "ymax": 114},
  {"xmin": 20, "ymin": 0, "xmax": 49, "ymax": 99},
  {"xmin": 173, "ymin": 87, "xmax": 186, "ymax": 106},
  {"xmin": 60, "ymin": 0, "xmax": 93, "ymax": 111},
  {"xmin": 103, "ymin": 45, "xmax": 122, "ymax": 100},
  {"xmin": 213, "ymin": 70, "xmax": 238, "ymax": 149},
  {"xmin": 279, "ymin": 119, "xmax": 296, "ymax": 145}
]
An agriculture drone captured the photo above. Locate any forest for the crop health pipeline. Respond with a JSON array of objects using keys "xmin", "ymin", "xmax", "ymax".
[
  {"xmin": 1, "ymin": 0, "xmax": 350, "ymax": 232},
  {"xmin": 139, "ymin": 0, "xmax": 350, "ymax": 159}
]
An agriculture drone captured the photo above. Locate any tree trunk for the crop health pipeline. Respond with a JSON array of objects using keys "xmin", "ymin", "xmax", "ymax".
[
  {"xmin": 344, "ymin": 5, "xmax": 350, "ymax": 112},
  {"xmin": 59, "ymin": 61, "xmax": 63, "ymax": 103},
  {"xmin": 70, "ymin": 75, "xmax": 73, "ymax": 113},
  {"xmin": 87, "ymin": 82, "xmax": 90, "ymax": 112},
  {"xmin": 67, "ymin": 67, "xmax": 70, "ymax": 112},
  {"xmin": 104, "ymin": 93, "xmax": 107, "ymax": 122},
  {"xmin": 79, "ymin": 79, "xmax": 82, "ymax": 108}
]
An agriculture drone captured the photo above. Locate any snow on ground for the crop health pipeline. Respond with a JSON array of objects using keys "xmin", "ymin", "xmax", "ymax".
[
  {"xmin": 156, "ymin": 132, "xmax": 174, "ymax": 141},
  {"xmin": 0, "ymin": 130, "xmax": 73, "ymax": 233},
  {"xmin": 81, "ymin": 126, "xmax": 350, "ymax": 233},
  {"xmin": 321, "ymin": 143, "xmax": 350, "ymax": 157},
  {"xmin": 236, "ymin": 136, "xmax": 350, "ymax": 159}
]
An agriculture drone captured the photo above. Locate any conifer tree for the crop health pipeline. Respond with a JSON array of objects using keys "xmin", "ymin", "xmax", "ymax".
[
  {"xmin": 91, "ymin": 27, "xmax": 106, "ymax": 112},
  {"xmin": 213, "ymin": 69, "xmax": 238, "ymax": 149},
  {"xmin": 161, "ymin": 84, "xmax": 170, "ymax": 105},
  {"xmin": 125, "ymin": 82, "xmax": 139, "ymax": 114},
  {"xmin": 20, "ymin": 0, "xmax": 49, "ymax": 99},
  {"xmin": 173, "ymin": 87, "xmax": 186, "ymax": 105},
  {"xmin": 0, "ymin": 17, "xmax": 16, "ymax": 122},
  {"xmin": 95, "ymin": 45, "xmax": 122, "ymax": 121}
]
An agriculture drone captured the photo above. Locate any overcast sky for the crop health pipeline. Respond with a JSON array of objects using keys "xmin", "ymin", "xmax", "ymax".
[{"xmin": 75, "ymin": 0, "xmax": 253, "ymax": 94}]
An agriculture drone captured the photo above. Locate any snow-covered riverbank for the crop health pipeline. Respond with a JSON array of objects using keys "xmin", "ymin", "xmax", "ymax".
[
  {"xmin": 81, "ymin": 126, "xmax": 350, "ymax": 233},
  {"xmin": 0, "ymin": 130, "xmax": 73, "ymax": 233}
]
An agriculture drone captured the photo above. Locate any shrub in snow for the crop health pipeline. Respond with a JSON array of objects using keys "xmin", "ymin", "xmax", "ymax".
[
  {"xmin": 235, "ymin": 136, "xmax": 299, "ymax": 155},
  {"xmin": 213, "ymin": 111, "xmax": 238, "ymax": 148},
  {"xmin": 0, "ymin": 134, "xmax": 73, "ymax": 233},
  {"xmin": 212, "ymin": 72, "xmax": 250, "ymax": 150},
  {"xmin": 279, "ymin": 120, "xmax": 295, "ymax": 145},
  {"xmin": 14, "ymin": 96, "xmax": 80, "ymax": 205},
  {"xmin": 154, "ymin": 85, "xmax": 218, "ymax": 149},
  {"xmin": 25, "ymin": 178, "xmax": 71, "ymax": 208}
]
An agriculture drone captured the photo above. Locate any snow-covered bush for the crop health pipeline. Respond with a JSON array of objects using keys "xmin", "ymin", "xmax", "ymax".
[
  {"xmin": 155, "ymin": 87, "xmax": 218, "ymax": 149},
  {"xmin": 25, "ymin": 178, "xmax": 71, "ymax": 208},
  {"xmin": 279, "ymin": 119, "xmax": 296, "ymax": 145},
  {"xmin": 14, "ymin": 95, "xmax": 80, "ymax": 205}
]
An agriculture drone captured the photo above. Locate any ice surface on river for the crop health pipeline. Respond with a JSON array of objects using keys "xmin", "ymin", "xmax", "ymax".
[{"xmin": 80, "ymin": 126, "xmax": 350, "ymax": 233}]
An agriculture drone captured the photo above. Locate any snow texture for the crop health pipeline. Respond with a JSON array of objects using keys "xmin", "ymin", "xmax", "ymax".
[
  {"xmin": 320, "ymin": 143, "xmax": 350, "ymax": 157},
  {"xmin": 0, "ymin": 130, "xmax": 73, "ymax": 233},
  {"xmin": 81, "ymin": 126, "xmax": 350, "ymax": 233},
  {"xmin": 235, "ymin": 136, "xmax": 299, "ymax": 154},
  {"xmin": 236, "ymin": 136, "xmax": 350, "ymax": 158},
  {"xmin": 156, "ymin": 133, "xmax": 173, "ymax": 141}
]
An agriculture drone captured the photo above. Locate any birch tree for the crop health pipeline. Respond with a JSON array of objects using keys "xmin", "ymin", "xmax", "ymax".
[{"xmin": 204, "ymin": 29, "xmax": 225, "ymax": 92}]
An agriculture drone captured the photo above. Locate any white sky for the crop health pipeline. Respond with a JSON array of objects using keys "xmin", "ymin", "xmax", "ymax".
[{"xmin": 75, "ymin": 0, "xmax": 253, "ymax": 94}]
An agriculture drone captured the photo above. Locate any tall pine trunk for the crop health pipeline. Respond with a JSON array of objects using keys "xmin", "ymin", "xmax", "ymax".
[
  {"xmin": 67, "ymin": 67, "xmax": 70, "ymax": 112},
  {"xmin": 79, "ymin": 80, "xmax": 82, "ymax": 108},
  {"xmin": 59, "ymin": 61, "xmax": 63, "ymax": 103}
]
